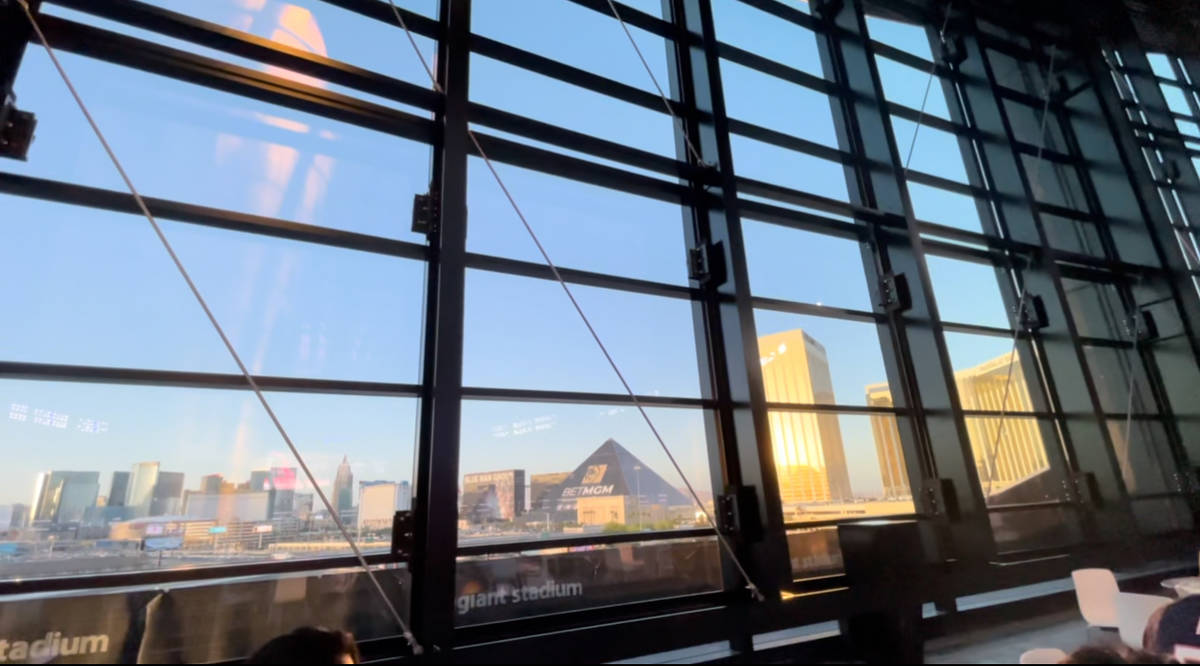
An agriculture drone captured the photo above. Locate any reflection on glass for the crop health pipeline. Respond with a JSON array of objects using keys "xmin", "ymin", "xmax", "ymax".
[
  {"xmin": 1023, "ymin": 157, "xmax": 1087, "ymax": 211},
  {"xmin": 1083, "ymin": 345, "xmax": 1158, "ymax": 414},
  {"xmin": 1042, "ymin": 214, "xmax": 1106, "ymax": 257},
  {"xmin": 454, "ymin": 537, "xmax": 720, "ymax": 625},
  {"xmin": 964, "ymin": 417, "xmax": 1053, "ymax": 503},
  {"xmin": 457, "ymin": 402, "xmax": 711, "ymax": 544},
  {"xmin": 990, "ymin": 506, "xmax": 1080, "ymax": 551},
  {"xmin": 1106, "ymin": 419, "xmax": 1176, "ymax": 495},
  {"xmin": 14, "ymin": 49, "xmax": 431, "ymax": 243},
  {"xmin": 1062, "ymin": 279, "xmax": 1125, "ymax": 340},
  {"xmin": 787, "ymin": 527, "xmax": 842, "ymax": 578},
  {"xmin": 0, "ymin": 380, "xmax": 417, "ymax": 580},
  {"xmin": 1131, "ymin": 497, "xmax": 1193, "ymax": 535}
]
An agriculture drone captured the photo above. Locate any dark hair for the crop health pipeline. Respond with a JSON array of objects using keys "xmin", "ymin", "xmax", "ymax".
[
  {"xmin": 246, "ymin": 626, "xmax": 360, "ymax": 664},
  {"xmin": 1060, "ymin": 644, "xmax": 1175, "ymax": 664},
  {"xmin": 1145, "ymin": 596, "xmax": 1200, "ymax": 656}
]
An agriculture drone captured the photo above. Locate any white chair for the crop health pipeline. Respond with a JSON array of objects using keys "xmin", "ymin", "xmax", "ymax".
[
  {"xmin": 1116, "ymin": 592, "xmax": 1171, "ymax": 648},
  {"xmin": 1020, "ymin": 647, "xmax": 1068, "ymax": 664},
  {"xmin": 1072, "ymin": 568, "xmax": 1120, "ymax": 629}
]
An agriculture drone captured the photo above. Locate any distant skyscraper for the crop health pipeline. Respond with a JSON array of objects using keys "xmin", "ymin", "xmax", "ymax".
[
  {"xmin": 758, "ymin": 330, "xmax": 852, "ymax": 503},
  {"xmin": 333, "ymin": 456, "xmax": 354, "ymax": 519},
  {"xmin": 126, "ymin": 462, "xmax": 160, "ymax": 517},
  {"xmin": 396, "ymin": 481, "xmax": 411, "ymax": 512},
  {"xmin": 200, "ymin": 474, "xmax": 224, "ymax": 494},
  {"xmin": 461, "ymin": 470, "xmax": 525, "ymax": 522},
  {"xmin": 953, "ymin": 354, "xmax": 1048, "ymax": 495},
  {"xmin": 31, "ymin": 471, "xmax": 100, "ymax": 523},
  {"xmin": 107, "ymin": 471, "xmax": 130, "ymax": 508},
  {"xmin": 865, "ymin": 383, "xmax": 911, "ymax": 499},
  {"xmin": 530, "ymin": 472, "xmax": 570, "ymax": 512},
  {"xmin": 149, "ymin": 471, "xmax": 185, "ymax": 516},
  {"xmin": 248, "ymin": 470, "xmax": 271, "ymax": 492},
  {"xmin": 10, "ymin": 504, "xmax": 29, "ymax": 529},
  {"xmin": 357, "ymin": 481, "xmax": 403, "ymax": 532},
  {"xmin": 269, "ymin": 467, "xmax": 297, "ymax": 517}
]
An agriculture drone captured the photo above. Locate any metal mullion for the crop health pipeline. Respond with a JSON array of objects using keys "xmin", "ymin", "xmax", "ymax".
[
  {"xmin": 784, "ymin": 514, "xmax": 920, "ymax": 531},
  {"xmin": 456, "ymin": 527, "xmax": 717, "ymax": 557},
  {"xmin": 903, "ymin": 169, "xmax": 989, "ymax": 198},
  {"xmin": 460, "ymin": 386, "xmax": 710, "ymax": 409},
  {"xmin": 51, "ymin": 0, "xmax": 441, "ymax": 113},
  {"xmin": 317, "ymin": 0, "xmax": 441, "ymax": 39},
  {"xmin": 469, "ymin": 34, "xmax": 695, "ymax": 118},
  {"xmin": 464, "ymin": 252, "xmax": 699, "ymax": 301},
  {"xmin": 715, "ymin": 42, "xmax": 839, "ymax": 96},
  {"xmin": 763, "ymin": 402, "xmax": 909, "ymax": 416},
  {"xmin": 408, "ymin": 0, "xmax": 469, "ymax": 652},
  {"xmin": 736, "ymin": 198, "xmax": 867, "ymax": 240},
  {"xmin": 735, "ymin": 0, "xmax": 819, "ymax": 32},
  {"xmin": 469, "ymin": 130, "xmax": 696, "ymax": 206},
  {"xmin": 564, "ymin": 0, "xmax": 679, "ymax": 40},
  {"xmin": 468, "ymin": 102, "xmax": 697, "ymax": 180},
  {"xmin": 0, "ymin": 172, "xmax": 430, "ymax": 262},
  {"xmin": 920, "ymin": 237, "xmax": 1003, "ymax": 265},
  {"xmin": 726, "ymin": 118, "xmax": 853, "ymax": 165},
  {"xmin": 940, "ymin": 321, "xmax": 1019, "ymax": 338},
  {"xmin": 751, "ymin": 296, "xmax": 882, "ymax": 324},
  {"xmin": 35, "ymin": 16, "xmax": 438, "ymax": 144},
  {"xmin": 0, "ymin": 361, "xmax": 423, "ymax": 397},
  {"xmin": 736, "ymin": 178, "xmax": 865, "ymax": 220}
]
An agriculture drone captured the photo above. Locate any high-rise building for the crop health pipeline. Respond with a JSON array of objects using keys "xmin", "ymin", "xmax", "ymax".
[
  {"xmin": 461, "ymin": 470, "xmax": 525, "ymax": 522},
  {"xmin": 333, "ymin": 456, "xmax": 354, "ymax": 520},
  {"xmin": 182, "ymin": 490, "xmax": 271, "ymax": 523},
  {"xmin": 199, "ymin": 474, "xmax": 224, "ymax": 495},
  {"xmin": 107, "ymin": 471, "xmax": 130, "ymax": 508},
  {"xmin": 530, "ymin": 472, "xmax": 570, "ymax": 512},
  {"xmin": 10, "ymin": 504, "xmax": 29, "ymax": 529},
  {"xmin": 126, "ymin": 462, "xmax": 160, "ymax": 516},
  {"xmin": 396, "ymin": 481, "xmax": 411, "ymax": 512},
  {"xmin": 357, "ymin": 481, "xmax": 404, "ymax": 532},
  {"xmin": 864, "ymin": 383, "xmax": 911, "ymax": 499},
  {"xmin": 30, "ymin": 471, "xmax": 100, "ymax": 523},
  {"xmin": 758, "ymin": 330, "xmax": 852, "ymax": 504},
  {"xmin": 149, "ymin": 471, "xmax": 185, "ymax": 516},
  {"xmin": 248, "ymin": 470, "xmax": 271, "ymax": 492},
  {"xmin": 269, "ymin": 467, "xmax": 297, "ymax": 517},
  {"xmin": 953, "ymin": 354, "xmax": 1049, "ymax": 495}
]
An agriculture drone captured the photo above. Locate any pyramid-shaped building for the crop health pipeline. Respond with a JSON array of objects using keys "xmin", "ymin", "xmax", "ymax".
[{"xmin": 537, "ymin": 439, "xmax": 691, "ymax": 523}]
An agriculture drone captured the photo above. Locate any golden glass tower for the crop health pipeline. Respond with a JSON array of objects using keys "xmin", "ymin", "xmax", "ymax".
[
  {"xmin": 758, "ymin": 330, "xmax": 851, "ymax": 504},
  {"xmin": 864, "ymin": 382, "xmax": 910, "ymax": 499},
  {"xmin": 954, "ymin": 353, "xmax": 1049, "ymax": 495}
]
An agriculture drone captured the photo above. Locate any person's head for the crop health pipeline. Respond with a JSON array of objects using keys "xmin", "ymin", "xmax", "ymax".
[
  {"xmin": 1059, "ymin": 644, "xmax": 1174, "ymax": 664},
  {"xmin": 1145, "ymin": 596, "xmax": 1200, "ymax": 657},
  {"xmin": 246, "ymin": 626, "xmax": 360, "ymax": 664}
]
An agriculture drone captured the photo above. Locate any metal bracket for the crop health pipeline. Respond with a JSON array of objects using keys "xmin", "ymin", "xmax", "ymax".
[
  {"xmin": 925, "ymin": 478, "xmax": 960, "ymax": 520},
  {"xmin": 717, "ymin": 485, "xmax": 762, "ymax": 542},
  {"xmin": 411, "ymin": 190, "xmax": 439, "ymax": 237},
  {"xmin": 390, "ymin": 510, "xmax": 415, "ymax": 560},
  {"xmin": 942, "ymin": 35, "xmax": 968, "ymax": 66},
  {"xmin": 813, "ymin": 0, "xmax": 844, "ymax": 20},
  {"xmin": 688, "ymin": 241, "xmax": 726, "ymax": 286},
  {"xmin": 1072, "ymin": 471, "xmax": 1101, "ymax": 507},
  {"xmin": 1124, "ymin": 308, "xmax": 1158, "ymax": 341},
  {"xmin": 0, "ymin": 93, "xmax": 35, "ymax": 161},
  {"xmin": 879, "ymin": 272, "xmax": 911, "ymax": 313},
  {"xmin": 1015, "ymin": 294, "xmax": 1050, "ymax": 330},
  {"xmin": 1162, "ymin": 159, "xmax": 1182, "ymax": 183}
]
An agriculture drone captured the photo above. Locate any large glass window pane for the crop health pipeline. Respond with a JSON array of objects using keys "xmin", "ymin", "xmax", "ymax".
[
  {"xmin": 945, "ymin": 333, "xmax": 1041, "ymax": 413},
  {"xmin": 990, "ymin": 506, "xmax": 1081, "ymax": 551},
  {"xmin": 926, "ymin": 256, "xmax": 1013, "ymax": 328},
  {"xmin": 731, "ymin": 135, "xmax": 851, "ymax": 201},
  {"xmin": 1023, "ymin": 157, "xmax": 1088, "ymax": 211},
  {"xmin": 1147, "ymin": 53, "xmax": 1177, "ymax": 80},
  {"xmin": 2, "ymin": 197, "xmax": 425, "ymax": 382},
  {"xmin": 721, "ymin": 61, "xmax": 839, "ymax": 147},
  {"xmin": 457, "ymin": 401, "xmax": 711, "ymax": 543},
  {"xmin": 463, "ymin": 271, "xmax": 701, "ymax": 396},
  {"xmin": 14, "ymin": 50, "xmax": 431, "ymax": 243},
  {"xmin": 1160, "ymin": 83, "xmax": 1194, "ymax": 116},
  {"xmin": 865, "ymin": 16, "xmax": 934, "ymax": 61},
  {"xmin": 891, "ymin": 117, "xmax": 971, "ymax": 184},
  {"xmin": 712, "ymin": 0, "xmax": 824, "ymax": 77},
  {"xmin": 470, "ymin": 56, "xmax": 676, "ymax": 157},
  {"xmin": 743, "ymin": 222, "xmax": 873, "ymax": 310},
  {"xmin": 876, "ymin": 57, "xmax": 951, "ymax": 120},
  {"xmin": 909, "ymin": 182, "xmax": 987, "ymax": 233},
  {"xmin": 1042, "ymin": 214, "xmax": 1107, "ymax": 257},
  {"xmin": 964, "ymin": 416, "xmax": 1058, "ymax": 504},
  {"xmin": 1062, "ymin": 279, "xmax": 1126, "ymax": 340},
  {"xmin": 771, "ymin": 412, "xmax": 914, "ymax": 522},
  {"xmin": 466, "ymin": 159, "xmax": 688, "ymax": 285},
  {"xmin": 0, "ymin": 379, "xmax": 417, "ymax": 580},
  {"xmin": 754, "ymin": 312, "xmax": 892, "ymax": 407}
]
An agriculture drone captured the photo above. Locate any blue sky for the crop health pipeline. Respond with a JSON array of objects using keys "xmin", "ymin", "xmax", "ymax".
[{"xmin": 0, "ymin": 0, "xmax": 1031, "ymax": 507}]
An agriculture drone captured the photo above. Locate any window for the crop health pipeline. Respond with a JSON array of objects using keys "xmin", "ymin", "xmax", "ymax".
[
  {"xmin": 926, "ymin": 256, "xmax": 1014, "ymax": 329},
  {"xmin": 743, "ymin": 221, "xmax": 873, "ymax": 310}
]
